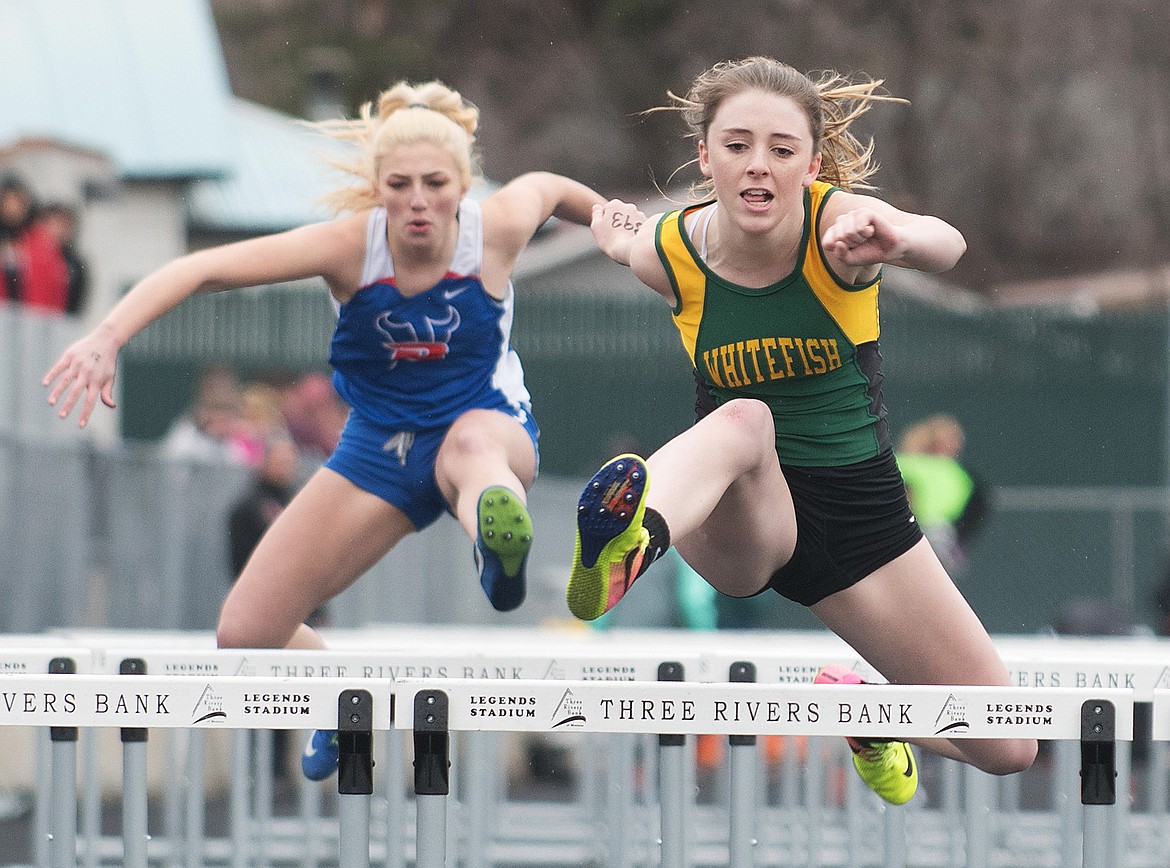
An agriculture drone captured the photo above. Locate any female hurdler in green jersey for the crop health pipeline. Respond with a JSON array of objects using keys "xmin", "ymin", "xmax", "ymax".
[{"xmin": 573, "ymin": 56, "xmax": 1036, "ymax": 805}]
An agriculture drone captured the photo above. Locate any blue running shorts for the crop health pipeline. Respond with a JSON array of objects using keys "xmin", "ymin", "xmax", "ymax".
[{"xmin": 324, "ymin": 408, "xmax": 539, "ymax": 531}]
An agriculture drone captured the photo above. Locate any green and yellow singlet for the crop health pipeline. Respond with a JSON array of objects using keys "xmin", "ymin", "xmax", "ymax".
[{"xmin": 656, "ymin": 180, "xmax": 890, "ymax": 467}]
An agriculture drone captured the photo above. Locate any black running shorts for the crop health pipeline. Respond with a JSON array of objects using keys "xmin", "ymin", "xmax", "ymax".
[{"xmin": 764, "ymin": 449, "xmax": 923, "ymax": 606}]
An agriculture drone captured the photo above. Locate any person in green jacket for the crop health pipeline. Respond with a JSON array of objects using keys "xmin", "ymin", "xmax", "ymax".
[{"xmin": 896, "ymin": 414, "xmax": 989, "ymax": 576}]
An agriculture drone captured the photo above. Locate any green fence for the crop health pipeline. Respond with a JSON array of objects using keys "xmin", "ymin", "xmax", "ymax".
[{"xmin": 120, "ymin": 280, "xmax": 1170, "ymax": 634}]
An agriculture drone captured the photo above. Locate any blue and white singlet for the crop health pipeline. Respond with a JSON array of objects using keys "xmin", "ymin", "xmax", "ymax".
[{"xmin": 329, "ymin": 198, "xmax": 533, "ymax": 432}]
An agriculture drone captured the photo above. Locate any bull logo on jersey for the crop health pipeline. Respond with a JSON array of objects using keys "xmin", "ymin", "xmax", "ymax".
[{"xmin": 375, "ymin": 305, "xmax": 460, "ymax": 368}]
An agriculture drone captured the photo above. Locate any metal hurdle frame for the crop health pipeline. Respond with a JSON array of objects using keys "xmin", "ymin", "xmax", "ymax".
[
  {"xmin": 4, "ymin": 669, "xmax": 1132, "ymax": 868},
  {"xmin": 8, "ymin": 627, "xmax": 1165, "ymax": 867},
  {"xmin": 993, "ymin": 637, "xmax": 1170, "ymax": 868},
  {"xmin": 0, "ymin": 637, "xmax": 95, "ymax": 868},
  {"xmin": 40, "ymin": 631, "xmax": 702, "ymax": 867},
  {"xmin": 1147, "ymin": 688, "xmax": 1170, "ymax": 861},
  {"xmin": 0, "ymin": 673, "xmax": 392, "ymax": 868},
  {"xmin": 395, "ymin": 678, "xmax": 1132, "ymax": 868},
  {"xmin": 578, "ymin": 627, "xmax": 1170, "ymax": 867},
  {"xmin": 690, "ymin": 630, "xmax": 1170, "ymax": 868}
]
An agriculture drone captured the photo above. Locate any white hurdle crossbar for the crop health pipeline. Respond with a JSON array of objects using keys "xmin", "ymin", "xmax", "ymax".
[
  {"xmin": 82, "ymin": 641, "xmax": 700, "ymax": 868},
  {"xmin": 5, "ymin": 636, "xmax": 702, "ymax": 868},
  {"xmin": 394, "ymin": 678, "xmax": 1132, "ymax": 868},
  {"xmin": 688, "ymin": 632, "xmax": 1168, "ymax": 868},
  {"xmin": 1, "ymin": 630, "xmax": 1158, "ymax": 867},
  {"xmin": 0, "ymin": 672, "xmax": 392, "ymax": 868}
]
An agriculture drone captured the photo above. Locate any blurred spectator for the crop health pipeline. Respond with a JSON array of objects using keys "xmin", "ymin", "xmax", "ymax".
[
  {"xmin": 0, "ymin": 173, "xmax": 69, "ymax": 312},
  {"xmin": 236, "ymin": 382, "xmax": 288, "ymax": 467},
  {"xmin": 227, "ymin": 434, "xmax": 326, "ymax": 778},
  {"xmin": 227, "ymin": 435, "xmax": 325, "ymax": 625},
  {"xmin": 162, "ymin": 365, "xmax": 251, "ymax": 463},
  {"xmin": 36, "ymin": 201, "xmax": 89, "ymax": 315},
  {"xmin": 279, "ymin": 372, "xmax": 348, "ymax": 461},
  {"xmin": 896, "ymin": 414, "xmax": 990, "ymax": 576}
]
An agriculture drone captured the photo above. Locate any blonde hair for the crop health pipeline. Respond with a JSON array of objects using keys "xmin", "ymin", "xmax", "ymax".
[
  {"xmin": 654, "ymin": 56, "xmax": 906, "ymax": 197},
  {"xmin": 313, "ymin": 80, "xmax": 480, "ymax": 214}
]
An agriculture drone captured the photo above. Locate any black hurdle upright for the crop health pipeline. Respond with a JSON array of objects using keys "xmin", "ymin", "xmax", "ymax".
[
  {"xmin": 727, "ymin": 662, "xmax": 757, "ymax": 868},
  {"xmin": 338, "ymin": 688, "xmax": 375, "ymax": 868},
  {"xmin": 48, "ymin": 657, "xmax": 78, "ymax": 868},
  {"xmin": 119, "ymin": 657, "xmax": 149, "ymax": 868},
  {"xmin": 657, "ymin": 661, "xmax": 687, "ymax": 868},
  {"xmin": 413, "ymin": 689, "xmax": 450, "ymax": 868},
  {"xmin": 1080, "ymin": 698, "xmax": 1116, "ymax": 868}
]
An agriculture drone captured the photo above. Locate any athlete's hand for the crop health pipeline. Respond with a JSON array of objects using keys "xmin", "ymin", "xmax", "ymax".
[
  {"xmin": 43, "ymin": 329, "xmax": 119, "ymax": 428},
  {"xmin": 591, "ymin": 200, "xmax": 647, "ymax": 266},
  {"xmin": 821, "ymin": 207, "xmax": 907, "ymax": 268}
]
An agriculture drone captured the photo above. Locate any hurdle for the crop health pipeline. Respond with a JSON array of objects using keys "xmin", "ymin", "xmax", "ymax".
[
  {"xmin": 680, "ymin": 630, "xmax": 1168, "ymax": 868},
  {"xmin": 0, "ymin": 637, "xmax": 95, "ymax": 868},
  {"xmin": 994, "ymin": 635, "xmax": 1170, "ymax": 866},
  {"xmin": 0, "ymin": 628, "xmax": 1151, "ymax": 867},
  {"xmin": 0, "ymin": 672, "xmax": 392, "ymax": 868},
  {"xmin": 394, "ymin": 677, "xmax": 1132, "ymax": 868},
  {"xmin": 19, "ymin": 629, "xmax": 703, "ymax": 868}
]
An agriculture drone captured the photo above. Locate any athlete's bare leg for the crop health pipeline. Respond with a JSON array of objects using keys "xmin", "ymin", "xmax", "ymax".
[
  {"xmin": 434, "ymin": 408, "xmax": 537, "ymax": 537},
  {"xmin": 812, "ymin": 538, "xmax": 1037, "ymax": 775},
  {"xmin": 644, "ymin": 399, "xmax": 797, "ymax": 597},
  {"xmin": 217, "ymin": 467, "xmax": 416, "ymax": 649}
]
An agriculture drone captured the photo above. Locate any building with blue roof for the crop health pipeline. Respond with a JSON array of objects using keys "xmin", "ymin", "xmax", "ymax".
[
  {"xmin": 0, "ymin": 0, "xmax": 361, "ymax": 440},
  {"xmin": 1, "ymin": 0, "xmax": 596, "ymax": 445},
  {"xmin": 0, "ymin": 0, "xmax": 235, "ymax": 181},
  {"xmin": 0, "ymin": 0, "xmax": 346, "ymax": 300}
]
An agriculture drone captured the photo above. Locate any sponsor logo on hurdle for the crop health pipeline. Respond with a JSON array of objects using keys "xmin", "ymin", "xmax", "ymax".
[
  {"xmin": 934, "ymin": 694, "xmax": 971, "ymax": 736},
  {"xmin": 251, "ymin": 658, "xmax": 528, "ymax": 680},
  {"xmin": 541, "ymin": 660, "xmax": 567, "ymax": 680},
  {"xmin": 163, "ymin": 661, "xmax": 222, "ymax": 675},
  {"xmin": 769, "ymin": 663, "xmax": 822, "ymax": 684},
  {"xmin": 242, "ymin": 693, "xmax": 312, "ymax": 717},
  {"xmin": 580, "ymin": 664, "xmax": 638, "ymax": 681},
  {"xmin": 586, "ymin": 694, "xmax": 917, "ymax": 728},
  {"xmin": 191, "ymin": 684, "xmax": 227, "ymax": 725},
  {"xmin": 552, "ymin": 688, "xmax": 586, "ymax": 729},
  {"xmin": 1009, "ymin": 667, "xmax": 1139, "ymax": 690},
  {"xmin": 468, "ymin": 693, "xmax": 538, "ymax": 719},
  {"xmin": 984, "ymin": 702, "xmax": 1054, "ymax": 727},
  {"xmin": 1156, "ymin": 666, "xmax": 1170, "ymax": 691}
]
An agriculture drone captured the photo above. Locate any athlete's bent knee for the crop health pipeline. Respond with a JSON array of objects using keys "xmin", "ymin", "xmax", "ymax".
[
  {"xmin": 216, "ymin": 604, "xmax": 292, "ymax": 650},
  {"xmin": 977, "ymin": 738, "xmax": 1038, "ymax": 776},
  {"xmin": 215, "ymin": 616, "xmax": 249, "ymax": 650},
  {"xmin": 712, "ymin": 399, "xmax": 775, "ymax": 454},
  {"xmin": 438, "ymin": 414, "xmax": 500, "ymax": 466}
]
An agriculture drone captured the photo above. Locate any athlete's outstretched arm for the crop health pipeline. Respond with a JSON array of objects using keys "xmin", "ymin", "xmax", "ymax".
[
  {"xmin": 821, "ymin": 191, "xmax": 966, "ymax": 277},
  {"xmin": 44, "ymin": 217, "xmax": 364, "ymax": 427},
  {"xmin": 591, "ymin": 199, "xmax": 672, "ymax": 302},
  {"xmin": 485, "ymin": 172, "xmax": 605, "ymax": 241}
]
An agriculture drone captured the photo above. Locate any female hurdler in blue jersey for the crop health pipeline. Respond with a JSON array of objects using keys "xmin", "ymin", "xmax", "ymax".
[
  {"xmin": 578, "ymin": 57, "xmax": 1037, "ymax": 805},
  {"xmin": 43, "ymin": 79, "xmax": 606, "ymax": 779}
]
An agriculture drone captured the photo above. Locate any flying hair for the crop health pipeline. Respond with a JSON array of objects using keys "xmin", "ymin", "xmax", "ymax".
[
  {"xmin": 647, "ymin": 57, "xmax": 907, "ymax": 198},
  {"xmin": 311, "ymin": 80, "xmax": 481, "ymax": 214}
]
